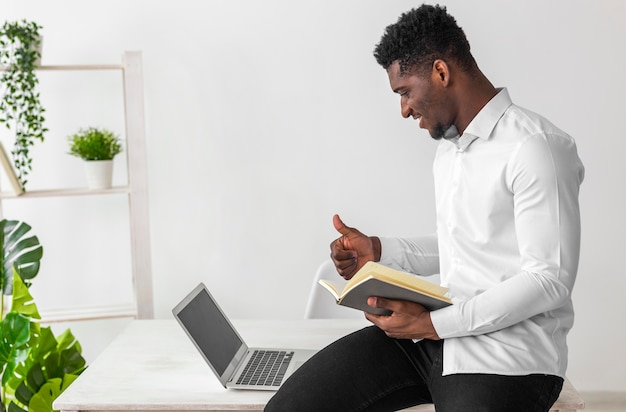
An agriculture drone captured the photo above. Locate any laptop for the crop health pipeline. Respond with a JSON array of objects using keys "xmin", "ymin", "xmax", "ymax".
[{"xmin": 172, "ymin": 283, "xmax": 317, "ymax": 390}]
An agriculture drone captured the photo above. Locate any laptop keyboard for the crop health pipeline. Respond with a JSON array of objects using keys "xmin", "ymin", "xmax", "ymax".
[{"xmin": 236, "ymin": 350, "xmax": 294, "ymax": 387}]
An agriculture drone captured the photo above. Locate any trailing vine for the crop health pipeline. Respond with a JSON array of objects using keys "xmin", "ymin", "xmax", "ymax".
[{"xmin": 0, "ymin": 20, "xmax": 47, "ymax": 189}]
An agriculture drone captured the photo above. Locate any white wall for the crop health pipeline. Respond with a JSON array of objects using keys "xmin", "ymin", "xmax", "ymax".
[{"xmin": 2, "ymin": 0, "xmax": 624, "ymax": 392}]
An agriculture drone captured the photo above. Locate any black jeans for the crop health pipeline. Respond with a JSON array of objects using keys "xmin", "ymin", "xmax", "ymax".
[{"xmin": 264, "ymin": 326, "xmax": 563, "ymax": 412}]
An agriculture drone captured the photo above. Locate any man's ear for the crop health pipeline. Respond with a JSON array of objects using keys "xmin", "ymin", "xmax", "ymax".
[{"xmin": 432, "ymin": 59, "xmax": 450, "ymax": 87}]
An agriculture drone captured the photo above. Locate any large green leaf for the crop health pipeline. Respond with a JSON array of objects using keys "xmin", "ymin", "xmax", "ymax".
[
  {"xmin": 10, "ymin": 374, "xmax": 77, "ymax": 412},
  {"xmin": 28, "ymin": 378, "xmax": 61, "ymax": 412},
  {"xmin": 45, "ymin": 346, "xmax": 86, "ymax": 378},
  {"xmin": 19, "ymin": 328, "xmax": 53, "ymax": 372},
  {"xmin": 0, "ymin": 312, "xmax": 30, "ymax": 386},
  {"xmin": 10, "ymin": 268, "xmax": 40, "ymax": 321},
  {"xmin": 8, "ymin": 401, "xmax": 26, "ymax": 412},
  {"xmin": 0, "ymin": 220, "xmax": 43, "ymax": 295}
]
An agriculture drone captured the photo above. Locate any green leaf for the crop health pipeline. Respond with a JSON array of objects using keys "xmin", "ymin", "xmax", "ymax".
[
  {"xmin": 0, "ymin": 313, "xmax": 30, "ymax": 362},
  {"xmin": 15, "ymin": 379, "xmax": 32, "ymax": 406},
  {"xmin": 20, "ymin": 373, "xmax": 75, "ymax": 412},
  {"xmin": 0, "ymin": 220, "xmax": 43, "ymax": 295},
  {"xmin": 28, "ymin": 377, "xmax": 61, "ymax": 412},
  {"xmin": 8, "ymin": 401, "xmax": 26, "ymax": 412},
  {"xmin": 46, "ymin": 345, "xmax": 86, "ymax": 377},
  {"xmin": 25, "ymin": 363, "xmax": 45, "ymax": 393},
  {"xmin": 10, "ymin": 269, "xmax": 40, "ymax": 320},
  {"xmin": 0, "ymin": 312, "xmax": 31, "ymax": 385}
]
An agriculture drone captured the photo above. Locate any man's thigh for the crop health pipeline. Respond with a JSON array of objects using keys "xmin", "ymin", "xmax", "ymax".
[
  {"xmin": 430, "ymin": 372, "xmax": 564, "ymax": 412},
  {"xmin": 265, "ymin": 326, "xmax": 431, "ymax": 412},
  {"xmin": 397, "ymin": 338, "xmax": 564, "ymax": 412}
]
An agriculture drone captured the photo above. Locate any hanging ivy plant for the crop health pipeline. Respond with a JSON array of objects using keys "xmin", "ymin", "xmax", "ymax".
[{"xmin": 0, "ymin": 20, "xmax": 47, "ymax": 189}]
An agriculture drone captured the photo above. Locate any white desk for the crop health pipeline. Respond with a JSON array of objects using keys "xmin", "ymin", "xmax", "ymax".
[
  {"xmin": 53, "ymin": 319, "xmax": 369, "ymax": 412},
  {"xmin": 54, "ymin": 319, "xmax": 584, "ymax": 412}
]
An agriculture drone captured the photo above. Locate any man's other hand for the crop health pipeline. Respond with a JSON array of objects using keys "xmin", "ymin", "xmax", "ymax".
[
  {"xmin": 329, "ymin": 214, "xmax": 381, "ymax": 280},
  {"xmin": 365, "ymin": 297, "xmax": 440, "ymax": 340}
]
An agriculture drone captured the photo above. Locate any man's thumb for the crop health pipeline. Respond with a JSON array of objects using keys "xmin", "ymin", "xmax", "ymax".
[{"xmin": 333, "ymin": 214, "xmax": 351, "ymax": 235}]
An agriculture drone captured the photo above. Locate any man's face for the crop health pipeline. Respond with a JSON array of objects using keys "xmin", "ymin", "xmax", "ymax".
[{"xmin": 386, "ymin": 61, "xmax": 452, "ymax": 140}]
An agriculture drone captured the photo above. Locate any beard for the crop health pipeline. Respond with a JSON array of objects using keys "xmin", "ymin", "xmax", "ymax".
[
  {"xmin": 430, "ymin": 124, "xmax": 448, "ymax": 140},
  {"xmin": 430, "ymin": 124, "xmax": 459, "ymax": 141}
]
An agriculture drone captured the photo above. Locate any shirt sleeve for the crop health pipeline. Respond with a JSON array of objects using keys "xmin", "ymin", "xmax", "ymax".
[
  {"xmin": 379, "ymin": 234, "xmax": 440, "ymax": 276},
  {"xmin": 431, "ymin": 132, "xmax": 584, "ymax": 338}
]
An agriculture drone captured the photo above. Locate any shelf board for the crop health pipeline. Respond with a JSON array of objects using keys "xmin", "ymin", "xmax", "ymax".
[
  {"xmin": 0, "ymin": 64, "xmax": 123, "ymax": 72},
  {"xmin": 0, "ymin": 186, "xmax": 130, "ymax": 199},
  {"xmin": 37, "ymin": 64, "xmax": 123, "ymax": 71},
  {"xmin": 39, "ymin": 303, "xmax": 138, "ymax": 323}
]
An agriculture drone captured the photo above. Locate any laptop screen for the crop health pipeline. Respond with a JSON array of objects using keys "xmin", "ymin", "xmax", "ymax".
[{"xmin": 175, "ymin": 286, "xmax": 243, "ymax": 376}]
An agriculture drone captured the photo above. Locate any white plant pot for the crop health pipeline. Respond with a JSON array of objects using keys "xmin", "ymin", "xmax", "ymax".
[{"xmin": 84, "ymin": 160, "xmax": 113, "ymax": 189}]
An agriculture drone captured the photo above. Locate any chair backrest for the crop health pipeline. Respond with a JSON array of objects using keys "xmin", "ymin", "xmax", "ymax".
[{"xmin": 304, "ymin": 260, "xmax": 364, "ymax": 319}]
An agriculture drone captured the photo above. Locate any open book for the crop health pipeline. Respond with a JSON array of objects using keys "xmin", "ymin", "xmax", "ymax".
[{"xmin": 318, "ymin": 261, "xmax": 452, "ymax": 316}]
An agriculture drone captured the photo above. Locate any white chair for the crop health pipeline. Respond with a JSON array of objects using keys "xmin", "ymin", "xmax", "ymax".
[{"xmin": 304, "ymin": 260, "xmax": 363, "ymax": 319}]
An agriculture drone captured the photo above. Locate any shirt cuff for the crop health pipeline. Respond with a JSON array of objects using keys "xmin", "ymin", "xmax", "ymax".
[
  {"xmin": 430, "ymin": 304, "xmax": 466, "ymax": 339},
  {"xmin": 378, "ymin": 237, "xmax": 405, "ymax": 264}
]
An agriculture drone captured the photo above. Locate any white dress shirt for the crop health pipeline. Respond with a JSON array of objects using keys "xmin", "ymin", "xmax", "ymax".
[{"xmin": 379, "ymin": 88, "xmax": 584, "ymax": 377}]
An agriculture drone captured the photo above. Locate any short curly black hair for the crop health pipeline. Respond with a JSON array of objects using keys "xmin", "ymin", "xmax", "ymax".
[{"xmin": 373, "ymin": 4, "xmax": 477, "ymax": 75}]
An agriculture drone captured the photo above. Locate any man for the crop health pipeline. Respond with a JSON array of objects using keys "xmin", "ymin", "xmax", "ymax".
[{"xmin": 265, "ymin": 4, "xmax": 584, "ymax": 411}]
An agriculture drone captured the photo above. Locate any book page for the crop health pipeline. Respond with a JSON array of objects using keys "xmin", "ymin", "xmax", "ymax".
[
  {"xmin": 346, "ymin": 262, "xmax": 449, "ymax": 300},
  {"xmin": 339, "ymin": 277, "xmax": 451, "ymax": 313},
  {"xmin": 317, "ymin": 279, "xmax": 344, "ymax": 300}
]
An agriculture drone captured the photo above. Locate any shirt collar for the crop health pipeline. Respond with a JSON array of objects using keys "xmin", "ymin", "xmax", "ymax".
[{"xmin": 447, "ymin": 88, "xmax": 512, "ymax": 152}]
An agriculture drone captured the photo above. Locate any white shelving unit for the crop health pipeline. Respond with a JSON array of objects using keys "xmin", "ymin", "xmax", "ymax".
[{"xmin": 0, "ymin": 51, "xmax": 154, "ymax": 320}]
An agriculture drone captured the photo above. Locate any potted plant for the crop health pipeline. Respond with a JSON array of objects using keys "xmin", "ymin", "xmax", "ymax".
[
  {"xmin": 67, "ymin": 127, "xmax": 122, "ymax": 189},
  {"xmin": 0, "ymin": 219, "xmax": 87, "ymax": 412},
  {"xmin": 0, "ymin": 20, "xmax": 46, "ymax": 190}
]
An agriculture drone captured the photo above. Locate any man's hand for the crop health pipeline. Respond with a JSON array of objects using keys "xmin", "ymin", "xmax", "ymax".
[
  {"xmin": 330, "ymin": 214, "xmax": 381, "ymax": 279},
  {"xmin": 365, "ymin": 297, "xmax": 440, "ymax": 340}
]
